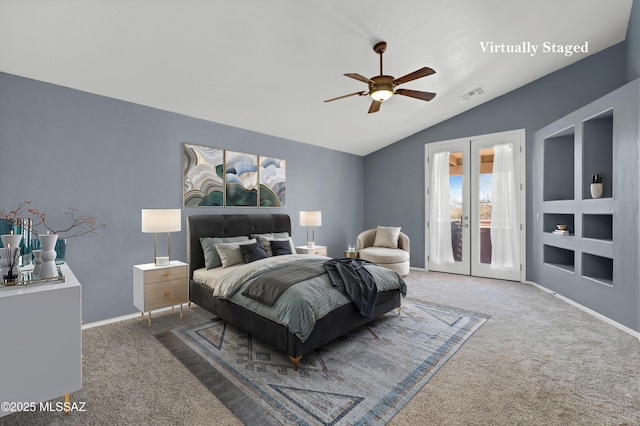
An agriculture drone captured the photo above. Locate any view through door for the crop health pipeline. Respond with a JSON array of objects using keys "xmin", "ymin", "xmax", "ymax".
[{"xmin": 425, "ymin": 130, "xmax": 525, "ymax": 281}]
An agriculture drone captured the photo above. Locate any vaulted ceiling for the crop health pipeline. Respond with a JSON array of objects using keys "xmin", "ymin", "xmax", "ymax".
[{"xmin": 0, "ymin": 1, "xmax": 633, "ymax": 155}]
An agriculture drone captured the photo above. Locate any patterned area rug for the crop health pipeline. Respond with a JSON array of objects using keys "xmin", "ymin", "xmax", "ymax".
[{"xmin": 157, "ymin": 301, "xmax": 488, "ymax": 425}]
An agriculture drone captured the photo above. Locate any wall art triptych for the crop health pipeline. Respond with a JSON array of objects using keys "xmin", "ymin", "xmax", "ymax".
[{"xmin": 183, "ymin": 143, "xmax": 286, "ymax": 208}]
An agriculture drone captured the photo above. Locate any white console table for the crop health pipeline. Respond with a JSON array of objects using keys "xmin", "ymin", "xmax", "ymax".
[{"xmin": 0, "ymin": 263, "xmax": 82, "ymax": 418}]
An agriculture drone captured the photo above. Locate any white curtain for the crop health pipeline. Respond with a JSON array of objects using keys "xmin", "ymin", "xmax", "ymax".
[
  {"xmin": 429, "ymin": 152, "xmax": 455, "ymax": 264},
  {"xmin": 490, "ymin": 143, "xmax": 520, "ymax": 270}
]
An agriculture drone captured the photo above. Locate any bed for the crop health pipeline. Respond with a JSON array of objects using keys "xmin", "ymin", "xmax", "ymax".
[{"xmin": 187, "ymin": 214, "xmax": 406, "ymax": 370}]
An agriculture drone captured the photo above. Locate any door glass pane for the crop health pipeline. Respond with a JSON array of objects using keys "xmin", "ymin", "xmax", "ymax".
[
  {"xmin": 449, "ymin": 151, "xmax": 463, "ymax": 262},
  {"xmin": 479, "ymin": 148, "xmax": 494, "ymax": 264}
]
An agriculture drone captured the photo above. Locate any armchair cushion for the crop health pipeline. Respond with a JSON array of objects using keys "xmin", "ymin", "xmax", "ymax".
[
  {"xmin": 373, "ymin": 226, "xmax": 402, "ymax": 248},
  {"xmin": 359, "ymin": 247, "xmax": 409, "ymax": 264}
]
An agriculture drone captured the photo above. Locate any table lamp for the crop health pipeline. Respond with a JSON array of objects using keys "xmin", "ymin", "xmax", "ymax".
[
  {"xmin": 141, "ymin": 209, "xmax": 181, "ymax": 266},
  {"xmin": 299, "ymin": 211, "xmax": 321, "ymax": 248}
]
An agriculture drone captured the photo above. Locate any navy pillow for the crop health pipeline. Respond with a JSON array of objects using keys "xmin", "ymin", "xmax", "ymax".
[
  {"xmin": 240, "ymin": 241, "xmax": 268, "ymax": 263},
  {"xmin": 270, "ymin": 239, "xmax": 293, "ymax": 256}
]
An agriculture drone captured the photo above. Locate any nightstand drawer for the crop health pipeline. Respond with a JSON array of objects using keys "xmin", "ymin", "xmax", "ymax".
[
  {"xmin": 296, "ymin": 245, "xmax": 327, "ymax": 256},
  {"xmin": 143, "ymin": 265, "xmax": 187, "ymax": 284},
  {"xmin": 143, "ymin": 279, "xmax": 188, "ymax": 311}
]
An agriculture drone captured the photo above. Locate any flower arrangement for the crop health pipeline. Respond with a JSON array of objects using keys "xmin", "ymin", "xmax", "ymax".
[
  {"xmin": 0, "ymin": 200, "xmax": 33, "ymax": 228},
  {"xmin": 1, "ymin": 201, "xmax": 105, "ymax": 239},
  {"xmin": 28, "ymin": 207, "xmax": 106, "ymax": 238}
]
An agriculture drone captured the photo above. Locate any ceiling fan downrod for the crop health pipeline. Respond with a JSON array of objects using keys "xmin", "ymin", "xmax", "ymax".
[{"xmin": 374, "ymin": 41, "xmax": 387, "ymax": 76}]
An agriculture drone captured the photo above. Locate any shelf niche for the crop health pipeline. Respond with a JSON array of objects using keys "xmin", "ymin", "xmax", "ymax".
[
  {"xmin": 583, "ymin": 109, "xmax": 613, "ymax": 200},
  {"xmin": 543, "ymin": 213, "xmax": 575, "ymax": 235},
  {"xmin": 582, "ymin": 214, "xmax": 613, "ymax": 241},
  {"xmin": 582, "ymin": 253, "xmax": 613, "ymax": 286},
  {"xmin": 543, "ymin": 126, "xmax": 575, "ymax": 201},
  {"xmin": 543, "ymin": 245, "xmax": 575, "ymax": 273}
]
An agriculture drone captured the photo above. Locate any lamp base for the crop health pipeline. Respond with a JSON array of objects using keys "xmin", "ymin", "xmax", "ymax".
[
  {"xmin": 306, "ymin": 242, "xmax": 315, "ymax": 248},
  {"xmin": 155, "ymin": 256, "xmax": 170, "ymax": 266}
]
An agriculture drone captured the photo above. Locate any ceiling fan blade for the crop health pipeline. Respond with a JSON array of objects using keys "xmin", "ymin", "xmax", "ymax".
[
  {"xmin": 344, "ymin": 73, "xmax": 373, "ymax": 84},
  {"xmin": 393, "ymin": 67, "xmax": 436, "ymax": 85},
  {"xmin": 368, "ymin": 100, "xmax": 381, "ymax": 114},
  {"xmin": 395, "ymin": 88, "xmax": 436, "ymax": 101},
  {"xmin": 324, "ymin": 91, "xmax": 366, "ymax": 103}
]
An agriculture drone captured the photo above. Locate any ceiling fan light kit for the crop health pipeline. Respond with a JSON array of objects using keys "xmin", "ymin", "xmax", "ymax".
[{"xmin": 325, "ymin": 41, "xmax": 436, "ymax": 113}]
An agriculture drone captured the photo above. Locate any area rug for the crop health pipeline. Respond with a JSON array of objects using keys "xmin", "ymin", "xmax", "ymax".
[{"xmin": 156, "ymin": 301, "xmax": 488, "ymax": 425}]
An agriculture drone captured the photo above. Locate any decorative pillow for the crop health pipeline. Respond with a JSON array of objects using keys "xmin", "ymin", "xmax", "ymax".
[
  {"xmin": 240, "ymin": 241, "xmax": 268, "ymax": 263},
  {"xmin": 200, "ymin": 236, "xmax": 249, "ymax": 269},
  {"xmin": 373, "ymin": 226, "xmax": 402, "ymax": 249},
  {"xmin": 255, "ymin": 236, "xmax": 297, "ymax": 256},
  {"xmin": 269, "ymin": 239, "xmax": 293, "ymax": 256},
  {"xmin": 215, "ymin": 239, "xmax": 257, "ymax": 268},
  {"xmin": 250, "ymin": 232, "xmax": 290, "ymax": 240}
]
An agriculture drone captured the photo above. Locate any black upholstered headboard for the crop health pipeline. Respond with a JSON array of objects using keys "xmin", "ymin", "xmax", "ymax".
[{"xmin": 187, "ymin": 214, "xmax": 292, "ymax": 277}]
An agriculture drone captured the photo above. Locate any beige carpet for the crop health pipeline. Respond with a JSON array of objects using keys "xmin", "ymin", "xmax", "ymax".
[{"xmin": 2, "ymin": 270, "xmax": 640, "ymax": 425}]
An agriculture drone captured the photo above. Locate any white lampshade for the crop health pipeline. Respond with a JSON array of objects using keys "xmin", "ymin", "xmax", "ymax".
[
  {"xmin": 141, "ymin": 209, "xmax": 182, "ymax": 233},
  {"xmin": 141, "ymin": 209, "xmax": 181, "ymax": 266},
  {"xmin": 299, "ymin": 211, "xmax": 322, "ymax": 227}
]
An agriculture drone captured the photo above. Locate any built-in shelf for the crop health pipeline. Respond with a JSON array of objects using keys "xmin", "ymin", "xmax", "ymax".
[
  {"xmin": 582, "ymin": 109, "xmax": 613, "ymax": 200},
  {"xmin": 535, "ymin": 80, "xmax": 640, "ymax": 329},
  {"xmin": 543, "ymin": 213, "xmax": 575, "ymax": 235},
  {"xmin": 582, "ymin": 253, "xmax": 613, "ymax": 287},
  {"xmin": 543, "ymin": 245, "xmax": 575, "ymax": 273},
  {"xmin": 583, "ymin": 214, "xmax": 613, "ymax": 242},
  {"xmin": 543, "ymin": 126, "xmax": 575, "ymax": 201}
]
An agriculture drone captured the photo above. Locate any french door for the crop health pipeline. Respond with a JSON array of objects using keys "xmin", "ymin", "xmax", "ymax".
[{"xmin": 425, "ymin": 130, "xmax": 525, "ymax": 281}]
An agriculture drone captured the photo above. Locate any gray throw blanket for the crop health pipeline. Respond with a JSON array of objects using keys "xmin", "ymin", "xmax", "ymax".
[
  {"xmin": 241, "ymin": 260, "xmax": 327, "ymax": 306},
  {"xmin": 324, "ymin": 258, "xmax": 378, "ymax": 317}
]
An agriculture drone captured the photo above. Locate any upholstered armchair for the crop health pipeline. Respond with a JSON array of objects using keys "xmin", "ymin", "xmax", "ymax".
[{"xmin": 356, "ymin": 227, "xmax": 410, "ymax": 276}]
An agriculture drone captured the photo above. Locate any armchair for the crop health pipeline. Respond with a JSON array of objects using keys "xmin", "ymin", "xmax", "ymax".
[{"xmin": 356, "ymin": 227, "xmax": 410, "ymax": 276}]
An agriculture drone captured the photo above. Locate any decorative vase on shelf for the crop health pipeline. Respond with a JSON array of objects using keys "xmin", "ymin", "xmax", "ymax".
[
  {"xmin": 0, "ymin": 219, "xmax": 32, "ymax": 266},
  {"xmin": 38, "ymin": 234, "xmax": 59, "ymax": 278},
  {"xmin": 590, "ymin": 183, "xmax": 603, "ymax": 199},
  {"xmin": 55, "ymin": 238, "xmax": 66, "ymax": 264},
  {"xmin": 32, "ymin": 249, "xmax": 42, "ymax": 277}
]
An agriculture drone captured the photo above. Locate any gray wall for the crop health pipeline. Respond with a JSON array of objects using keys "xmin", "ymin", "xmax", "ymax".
[
  {"xmin": 627, "ymin": 0, "xmax": 640, "ymax": 80},
  {"xmin": 363, "ymin": 42, "xmax": 629, "ymax": 272},
  {"xmin": 0, "ymin": 72, "xmax": 364, "ymax": 323}
]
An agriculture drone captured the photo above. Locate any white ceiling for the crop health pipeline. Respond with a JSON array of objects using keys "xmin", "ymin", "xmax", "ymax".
[{"xmin": 0, "ymin": 0, "xmax": 633, "ymax": 156}]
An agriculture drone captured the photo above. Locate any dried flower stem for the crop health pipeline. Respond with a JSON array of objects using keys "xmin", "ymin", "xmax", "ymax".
[{"xmin": 28, "ymin": 207, "xmax": 106, "ymax": 238}]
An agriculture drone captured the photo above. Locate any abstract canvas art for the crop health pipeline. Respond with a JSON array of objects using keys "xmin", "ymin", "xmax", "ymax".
[
  {"xmin": 225, "ymin": 151, "xmax": 258, "ymax": 207},
  {"xmin": 259, "ymin": 156, "xmax": 286, "ymax": 207},
  {"xmin": 183, "ymin": 143, "xmax": 225, "ymax": 206},
  {"xmin": 183, "ymin": 144, "xmax": 285, "ymax": 208}
]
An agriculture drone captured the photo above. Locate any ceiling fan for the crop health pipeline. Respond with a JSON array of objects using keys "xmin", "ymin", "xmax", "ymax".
[{"xmin": 324, "ymin": 41, "xmax": 437, "ymax": 114}]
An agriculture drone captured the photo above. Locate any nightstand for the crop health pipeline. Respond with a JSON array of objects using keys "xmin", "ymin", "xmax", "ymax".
[
  {"xmin": 133, "ymin": 260, "xmax": 188, "ymax": 327},
  {"xmin": 296, "ymin": 245, "xmax": 327, "ymax": 256}
]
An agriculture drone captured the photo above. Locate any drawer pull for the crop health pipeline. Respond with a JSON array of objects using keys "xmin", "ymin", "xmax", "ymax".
[
  {"xmin": 163, "ymin": 291, "xmax": 172, "ymax": 297},
  {"xmin": 162, "ymin": 271, "xmax": 172, "ymax": 277}
]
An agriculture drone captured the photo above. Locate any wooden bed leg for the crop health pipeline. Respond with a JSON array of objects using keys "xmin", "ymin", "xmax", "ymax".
[
  {"xmin": 289, "ymin": 355, "xmax": 302, "ymax": 371},
  {"xmin": 397, "ymin": 306, "xmax": 401, "ymax": 315}
]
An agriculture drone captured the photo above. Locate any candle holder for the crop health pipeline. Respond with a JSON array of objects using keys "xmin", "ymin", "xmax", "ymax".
[{"xmin": 38, "ymin": 234, "xmax": 59, "ymax": 279}]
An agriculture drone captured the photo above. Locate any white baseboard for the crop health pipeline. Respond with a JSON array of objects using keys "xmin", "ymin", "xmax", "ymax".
[
  {"xmin": 82, "ymin": 306, "xmax": 177, "ymax": 330},
  {"xmin": 526, "ymin": 280, "xmax": 640, "ymax": 342}
]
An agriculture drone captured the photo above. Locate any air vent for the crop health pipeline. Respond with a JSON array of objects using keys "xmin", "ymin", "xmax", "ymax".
[{"xmin": 461, "ymin": 86, "xmax": 486, "ymax": 101}]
